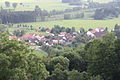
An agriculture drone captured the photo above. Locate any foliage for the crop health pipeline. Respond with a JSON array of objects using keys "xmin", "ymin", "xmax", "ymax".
[
  {"xmin": 5, "ymin": 1, "xmax": 10, "ymax": 7},
  {"xmin": 12, "ymin": 3, "xmax": 18, "ymax": 9},
  {"xmin": 63, "ymin": 48, "xmax": 87, "ymax": 72},
  {"xmin": 114, "ymin": 24, "xmax": 120, "ymax": 38},
  {"xmin": 13, "ymin": 30, "xmax": 25, "ymax": 37},
  {"xmin": 68, "ymin": 70, "xmax": 81, "ymax": 80},
  {"xmin": 0, "ymin": 33, "xmax": 49, "ymax": 80},
  {"xmin": 46, "ymin": 63, "xmax": 68, "ymax": 80},
  {"xmin": 85, "ymin": 33, "xmax": 120, "ymax": 80},
  {"xmin": 94, "ymin": 7, "xmax": 120, "ymax": 20},
  {"xmin": 46, "ymin": 56, "xmax": 69, "ymax": 73},
  {"xmin": 0, "ymin": 25, "xmax": 6, "ymax": 32}
]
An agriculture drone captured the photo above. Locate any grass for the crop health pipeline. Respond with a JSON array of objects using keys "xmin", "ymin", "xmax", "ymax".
[
  {"xmin": 7, "ymin": 27, "xmax": 49, "ymax": 35},
  {"xmin": 1, "ymin": 0, "xmax": 77, "ymax": 11},
  {"xmin": 17, "ymin": 18, "xmax": 120, "ymax": 31},
  {"xmin": 32, "ymin": 50, "xmax": 48, "ymax": 58},
  {"xmin": 0, "ymin": 0, "xmax": 112, "ymax": 11}
]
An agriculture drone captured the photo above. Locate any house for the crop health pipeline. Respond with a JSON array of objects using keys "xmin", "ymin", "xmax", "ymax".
[
  {"xmin": 46, "ymin": 29, "xmax": 51, "ymax": 33},
  {"xmin": 48, "ymin": 33, "xmax": 54, "ymax": 36},
  {"xmin": 87, "ymin": 30, "xmax": 96, "ymax": 37},
  {"xmin": 19, "ymin": 33, "xmax": 34, "ymax": 41},
  {"xmin": 87, "ymin": 27, "xmax": 106, "ymax": 38},
  {"xmin": 94, "ymin": 31, "xmax": 106, "ymax": 38},
  {"xmin": 35, "ymin": 34, "xmax": 45, "ymax": 40},
  {"xmin": 58, "ymin": 32, "xmax": 67, "ymax": 37},
  {"xmin": 46, "ymin": 41, "xmax": 54, "ymax": 46},
  {"xmin": 9, "ymin": 36, "xmax": 17, "ymax": 40},
  {"xmin": 95, "ymin": 27, "xmax": 105, "ymax": 32},
  {"xmin": 53, "ymin": 39, "xmax": 59, "ymax": 44}
]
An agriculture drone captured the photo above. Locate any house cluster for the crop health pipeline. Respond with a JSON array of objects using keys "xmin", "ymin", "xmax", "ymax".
[
  {"xmin": 9, "ymin": 27, "xmax": 107, "ymax": 47},
  {"xmin": 86, "ymin": 27, "xmax": 107, "ymax": 38},
  {"xmin": 9, "ymin": 30, "xmax": 76, "ymax": 46}
]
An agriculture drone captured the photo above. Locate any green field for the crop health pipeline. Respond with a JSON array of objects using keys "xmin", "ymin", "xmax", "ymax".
[
  {"xmin": 32, "ymin": 50, "xmax": 48, "ymax": 58},
  {"xmin": 17, "ymin": 18, "xmax": 120, "ymax": 31},
  {"xmin": 1, "ymin": 0, "xmax": 76, "ymax": 11}
]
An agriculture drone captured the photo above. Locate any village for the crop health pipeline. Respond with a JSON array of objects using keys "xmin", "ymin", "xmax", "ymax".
[{"xmin": 8, "ymin": 24, "xmax": 108, "ymax": 50}]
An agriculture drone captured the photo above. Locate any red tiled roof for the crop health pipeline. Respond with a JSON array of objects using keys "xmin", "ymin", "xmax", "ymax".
[
  {"xmin": 19, "ymin": 34, "xmax": 34, "ymax": 40},
  {"xmin": 90, "ymin": 30, "xmax": 96, "ymax": 33},
  {"xmin": 60, "ymin": 32, "xmax": 66, "ymax": 35},
  {"xmin": 19, "ymin": 33, "xmax": 45, "ymax": 40},
  {"xmin": 9, "ymin": 36, "xmax": 17, "ymax": 39}
]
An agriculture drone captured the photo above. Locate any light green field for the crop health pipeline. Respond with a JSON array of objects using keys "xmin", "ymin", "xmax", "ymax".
[
  {"xmin": 32, "ymin": 50, "xmax": 48, "ymax": 58},
  {"xmin": 7, "ymin": 27, "xmax": 48, "ymax": 35},
  {"xmin": 0, "ymin": 0, "xmax": 112, "ymax": 11},
  {"xmin": 18, "ymin": 18, "xmax": 120, "ymax": 30},
  {"xmin": 1, "ymin": 0, "xmax": 76, "ymax": 11}
]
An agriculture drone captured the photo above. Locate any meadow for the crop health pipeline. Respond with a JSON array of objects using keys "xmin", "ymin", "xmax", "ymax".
[
  {"xmin": 18, "ymin": 18, "xmax": 120, "ymax": 31},
  {"xmin": 1, "ymin": 0, "xmax": 77, "ymax": 11},
  {"xmin": 32, "ymin": 50, "xmax": 48, "ymax": 58}
]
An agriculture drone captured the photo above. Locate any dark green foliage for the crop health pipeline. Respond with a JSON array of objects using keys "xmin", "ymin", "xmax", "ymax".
[
  {"xmin": 5, "ymin": 1, "xmax": 10, "ymax": 7},
  {"xmin": 63, "ymin": 48, "xmax": 87, "ymax": 72},
  {"xmin": 13, "ymin": 30, "xmax": 25, "ymax": 37},
  {"xmin": 51, "ymin": 25, "xmax": 74, "ymax": 34},
  {"xmin": 68, "ymin": 70, "xmax": 81, "ymax": 80},
  {"xmin": 75, "ymin": 13, "xmax": 84, "ymax": 19},
  {"xmin": 42, "ymin": 45, "xmax": 59, "ymax": 56},
  {"xmin": 37, "ymin": 41, "xmax": 44, "ymax": 46},
  {"xmin": 46, "ymin": 63, "xmax": 68, "ymax": 80},
  {"xmin": 46, "ymin": 56, "xmax": 69, "ymax": 73},
  {"xmin": 64, "ymin": 14, "xmax": 72, "ymax": 20},
  {"xmin": 0, "ymin": 25, "xmax": 6, "ymax": 32},
  {"xmin": 85, "ymin": 33, "xmax": 120, "ymax": 80},
  {"xmin": 94, "ymin": 7, "xmax": 120, "ymax": 20},
  {"xmin": 12, "ymin": 3, "xmax": 18, "ymax": 9},
  {"xmin": 0, "ymin": 33, "xmax": 49, "ymax": 80},
  {"xmin": 114, "ymin": 24, "xmax": 120, "ymax": 38},
  {"xmin": 72, "ymin": 34, "xmax": 91, "ymax": 47}
]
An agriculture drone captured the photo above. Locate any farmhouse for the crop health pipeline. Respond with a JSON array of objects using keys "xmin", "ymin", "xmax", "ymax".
[
  {"xmin": 9, "ymin": 36, "xmax": 17, "ymax": 40},
  {"xmin": 87, "ymin": 27, "xmax": 107, "ymax": 38}
]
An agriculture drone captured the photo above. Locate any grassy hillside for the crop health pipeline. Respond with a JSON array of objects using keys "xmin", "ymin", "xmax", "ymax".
[
  {"xmin": 17, "ymin": 18, "xmax": 120, "ymax": 31},
  {"xmin": 32, "ymin": 50, "xmax": 48, "ymax": 58},
  {"xmin": 1, "ymin": 0, "xmax": 76, "ymax": 11}
]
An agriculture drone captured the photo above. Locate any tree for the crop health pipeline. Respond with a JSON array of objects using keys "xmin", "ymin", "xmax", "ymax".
[
  {"xmin": 12, "ymin": 3, "xmax": 18, "ymax": 9},
  {"xmin": 64, "ymin": 14, "xmax": 72, "ymax": 20},
  {"xmin": 0, "ymin": 33, "xmax": 49, "ymax": 80},
  {"xmin": 85, "ymin": 33, "xmax": 120, "ymax": 80},
  {"xmin": 72, "ymin": 27, "xmax": 76, "ymax": 32},
  {"xmin": 75, "ymin": 13, "xmax": 84, "ymax": 19},
  {"xmin": 46, "ymin": 64, "xmax": 68, "ymax": 80},
  {"xmin": 13, "ymin": 30, "xmax": 25, "ymax": 37},
  {"xmin": 0, "ymin": 33, "xmax": 29, "ymax": 80},
  {"xmin": 34, "ymin": 5, "xmax": 42, "ymax": 17},
  {"xmin": 0, "ymin": 25, "xmax": 6, "ymax": 32},
  {"xmin": 5, "ymin": 1, "xmax": 10, "ymax": 7},
  {"xmin": 94, "ymin": 9, "xmax": 105, "ymax": 20},
  {"xmin": 46, "ymin": 56, "xmax": 69, "ymax": 74},
  {"xmin": 68, "ymin": 70, "xmax": 81, "ymax": 80},
  {"xmin": 114, "ymin": 24, "xmax": 120, "ymax": 38},
  {"xmin": 63, "ymin": 48, "xmax": 87, "ymax": 72},
  {"xmin": 27, "ymin": 54, "xmax": 49, "ymax": 80}
]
